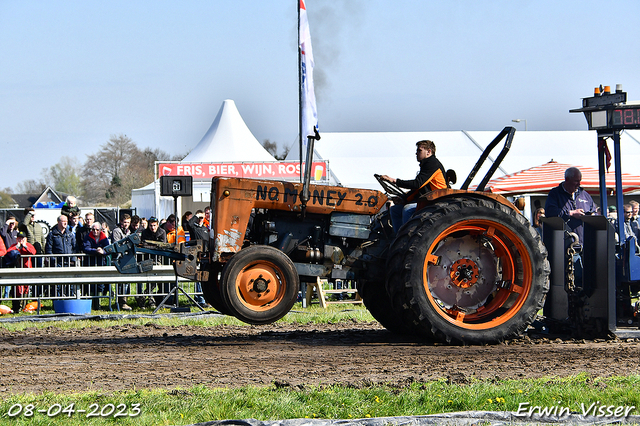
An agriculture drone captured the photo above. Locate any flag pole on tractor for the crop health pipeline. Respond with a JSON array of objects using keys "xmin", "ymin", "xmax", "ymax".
[{"xmin": 298, "ymin": 0, "xmax": 320, "ymax": 213}]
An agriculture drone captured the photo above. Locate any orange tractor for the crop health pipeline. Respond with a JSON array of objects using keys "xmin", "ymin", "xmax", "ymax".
[{"xmin": 110, "ymin": 127, "xmax": 550, "ymax": 344}]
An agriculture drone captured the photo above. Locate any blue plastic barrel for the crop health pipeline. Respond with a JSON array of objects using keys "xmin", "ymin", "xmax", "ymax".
[{"xmin": 53, "ymin": 299, "xmax": 92, "ymax": 314}]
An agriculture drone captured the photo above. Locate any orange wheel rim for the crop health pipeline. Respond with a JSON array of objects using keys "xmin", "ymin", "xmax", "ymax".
[
  {"xmin": 422, "ymin": 219, "xmax": 532, "ymax": 330},
  {"xmin": 235, "ymin": 261, "xmax": 287, "ymax": 311}
]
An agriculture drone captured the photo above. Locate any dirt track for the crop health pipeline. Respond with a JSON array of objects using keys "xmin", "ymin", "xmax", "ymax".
[{"xmin": 0, "ymin": 320, "xmax": 638, "ymax": 395}]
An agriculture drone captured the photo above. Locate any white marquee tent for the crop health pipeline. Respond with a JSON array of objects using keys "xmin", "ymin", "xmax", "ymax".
[
  {"xmin": 131, "ymin": 99, "xmax": 276, "ymax": 219},
  {"xmin": 182, "ymin": 99, "xmax": 275, "ymax": 163}
]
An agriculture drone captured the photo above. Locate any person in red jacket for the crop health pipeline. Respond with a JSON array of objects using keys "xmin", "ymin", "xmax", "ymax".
[
  {"xmin": 6, "ymin": 232, "xmax": 33, "ymax": 268},
  {"xmin": 83, "ymin": 223, "xmax": 110, "ymax": 266},
  {"xmin": 0, "ymin": 232, "xmax": 7, "ymax": 299},
  {"xmin": 5, "ymin": 231, "xmax": 35, "ymax": 312},
  {"xmin": 0, "ymin": 233, "xmax": 6, "ymax": 259}
]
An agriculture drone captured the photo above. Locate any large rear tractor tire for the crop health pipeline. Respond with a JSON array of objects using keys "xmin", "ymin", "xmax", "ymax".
[
  {"xmin": 386, "ymin": 196, "xmax": 550, "ymax": 344},
  {"xmin": 356, "ymin": 212, "xmax": 413, "ymax": 334},
  {"xmin": 358, "ymin": 241, "xmax": 414, "ymax": 335},
  {"xmin": 220, "ymin": 245, "xmax": 299, "ymax": 325}
]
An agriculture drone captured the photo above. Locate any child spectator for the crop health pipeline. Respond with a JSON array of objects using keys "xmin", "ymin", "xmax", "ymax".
[{"xmin": 61, "ymin": 195, "xmax": 81, "ymax": 218}]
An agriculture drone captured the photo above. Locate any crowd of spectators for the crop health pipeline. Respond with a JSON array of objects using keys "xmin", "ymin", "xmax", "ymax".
[
  {"xmin": 617, "ymin": 201, "xmax": 640, "ymax": 243},
  {"xmin": 0, "ymin": 195, "xmax": 212, "ymax": 313}
]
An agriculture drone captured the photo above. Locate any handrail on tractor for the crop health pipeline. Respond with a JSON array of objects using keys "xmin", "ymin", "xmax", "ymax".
[{"xmin": 461, "ymin": 126, "xmax": 515, "ymax": 192}]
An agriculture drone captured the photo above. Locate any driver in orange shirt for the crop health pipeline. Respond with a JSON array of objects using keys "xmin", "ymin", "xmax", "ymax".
[{"xmin": 381, "ymin": 140, "xmax": 447, "ymax": 234}]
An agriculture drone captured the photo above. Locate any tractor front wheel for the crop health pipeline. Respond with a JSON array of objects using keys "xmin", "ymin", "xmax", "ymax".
[{"xmin": 220, "ymin": 246, "xmax": 299, "ymax": 325}]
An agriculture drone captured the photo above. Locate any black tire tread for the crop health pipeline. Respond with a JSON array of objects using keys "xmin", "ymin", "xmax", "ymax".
[
  {"xmin": 358, "ymin": 239, "xmax": 414, "ymax": 335},
  {"xmin": 202, "ymin": 263, "xmax": 233, "ymax": 315}
]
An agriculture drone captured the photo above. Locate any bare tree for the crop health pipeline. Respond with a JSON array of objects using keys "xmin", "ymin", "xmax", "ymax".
[
  {"xmin": 14, "ymin": 179, "xmax": 46, "ymax": 194},
  {"xmin": 81, "ymin": 134, "xmax": 142, "ymax": 205},
  {"xmin": 121, "ymin": 147, "xmax": 172, "ymax": 197},
  {"xmin": 81, "ymin": 134, "xmax": 173, "ymax": 206},
  {"xmin": 261, "ymin": 139, "xmax": 290, "ymax": 161}
]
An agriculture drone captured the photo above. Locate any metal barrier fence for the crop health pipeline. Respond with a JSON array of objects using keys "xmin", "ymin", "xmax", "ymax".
[{"xmin": 0, "ymin": 253, "xmax": 205, "ymax": 314}]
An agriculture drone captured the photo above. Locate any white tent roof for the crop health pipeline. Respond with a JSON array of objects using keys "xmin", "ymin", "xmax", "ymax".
[
  {"xmin": 314, "ymin": 130, "xmax": 640, "ymax": 191},
  {"xmin": 182, "ymin": 99, "xmax": 276, "ymax": 162},
  {"xmin": 133, "ymin": 99, "xmax": 276, "ymax": 218}
]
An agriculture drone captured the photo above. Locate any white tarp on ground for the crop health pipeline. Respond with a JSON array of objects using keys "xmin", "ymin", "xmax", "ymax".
[
  {"xmin": 313, "ymin": 130, "xmax": 640, "ymax": 192},
  {"xmin": 187, "ymin": 412, "xmax": 640, "ymax": 426}
]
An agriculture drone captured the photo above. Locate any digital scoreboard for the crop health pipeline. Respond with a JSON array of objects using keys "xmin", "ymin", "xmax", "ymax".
[
  {"xmin": 570, "ymin": 85, "xmax": 640, "ymax": 130},
  {"xmin": 610, "ymin": 106, "xmax": 640, "ymax": 128}
]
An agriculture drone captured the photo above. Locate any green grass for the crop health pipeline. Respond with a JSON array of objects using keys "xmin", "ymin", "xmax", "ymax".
[
  {"xmin": 0, "ymin": 375, "xmax": 638, "ymax": 425},
  {"xmin": 0, "ymin": 302, "xmax": 376, "ymax": 332}
]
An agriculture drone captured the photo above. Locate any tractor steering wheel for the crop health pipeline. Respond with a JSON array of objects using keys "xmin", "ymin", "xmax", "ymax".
[{"xmin": 374, "ymin": 174, "xmax": 407, "ymax": 197}]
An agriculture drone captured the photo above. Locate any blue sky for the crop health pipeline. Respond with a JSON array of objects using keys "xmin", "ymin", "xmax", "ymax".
[{"xmin": 2, "ymin": 0, "xmax": 640, "ymax": 191}]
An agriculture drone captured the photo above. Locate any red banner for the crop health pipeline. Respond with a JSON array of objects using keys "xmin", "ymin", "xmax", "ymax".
[{"xmin": 157, "ymin": 161, "xmax": 328, "ymax": 181}]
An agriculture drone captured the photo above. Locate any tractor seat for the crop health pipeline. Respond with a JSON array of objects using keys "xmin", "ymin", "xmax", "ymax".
[{"xmin": 446, "ymin": 169, "xmax": 457, "ymax": 187}]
